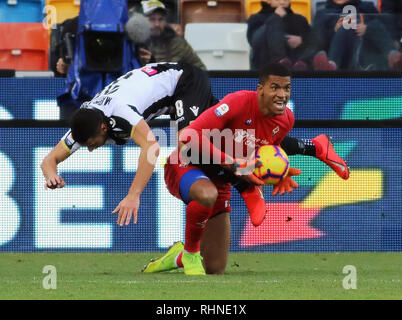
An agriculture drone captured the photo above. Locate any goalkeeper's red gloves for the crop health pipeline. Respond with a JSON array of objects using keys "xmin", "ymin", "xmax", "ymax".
[
  {"xmin": 272, "ymin": 168, "xmax": 301, "ymax": 196},
  {"xmin": 222, "ymin": 156, "xmax": 264, "ymax": 186}
]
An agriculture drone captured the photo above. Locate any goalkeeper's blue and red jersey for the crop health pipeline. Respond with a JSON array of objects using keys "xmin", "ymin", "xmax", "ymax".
[{"xmin": 180, "ymin": 90, "xmax": 295, "ymax": 163}]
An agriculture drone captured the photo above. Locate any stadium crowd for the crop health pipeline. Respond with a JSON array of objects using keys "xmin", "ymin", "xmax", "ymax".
[
  {"xmin": 1, "ymin": 0, "xmax": 400, "ymax": 119},
  {"xmin": 247, "ymin": 0, "xmax": 402, "ymax": 71},
  {"xmin": 0, "ymin": 0, "xmax": 401, "ymax": 74}
]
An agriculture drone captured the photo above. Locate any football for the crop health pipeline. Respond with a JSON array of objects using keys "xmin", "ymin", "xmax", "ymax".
[{"xmin": 254, "ymin": 145, "xmax": 290, "ymax": 185}]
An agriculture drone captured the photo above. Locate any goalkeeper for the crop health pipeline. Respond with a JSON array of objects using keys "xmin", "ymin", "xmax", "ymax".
[{"xmin": 143, "ymin": 63, "xmax": 349, "ymax": 275}]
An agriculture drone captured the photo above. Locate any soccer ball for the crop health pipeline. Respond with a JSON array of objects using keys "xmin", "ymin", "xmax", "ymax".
[{"xmin": 253, "ymin": 145, "xmax": 290, "ymax": 185}]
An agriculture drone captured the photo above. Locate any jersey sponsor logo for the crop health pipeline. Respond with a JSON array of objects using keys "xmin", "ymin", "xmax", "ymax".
[
  {"xmin": 214, "ymin": 104, "xmax": 229, "ymax": 117},
  {"xmin": 189, "ymin": 106, "xmax": 199, "ymax": 116},
  {"xmin": 234, "ymin": 130, "xmax": 270, "ymax": 147},
  {"xmin": 245, "ymin": 119, "xmax": 252, "ymax": 125},
  {"xmin": 272, "ymin": 126, "xmax": 280, "ymax": 136},
  {"xmin": 141, "ymin": 66, "xmax": 158, "ymax": 76},
  {"xmin": 234, "ymin": 130, "xmax": 247, "ymax": 143}
]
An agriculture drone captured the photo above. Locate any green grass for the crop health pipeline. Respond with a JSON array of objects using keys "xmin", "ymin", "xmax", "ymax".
[{"xmin": 0, "ymin": 252, "xmax": 400, "ymax": 300}]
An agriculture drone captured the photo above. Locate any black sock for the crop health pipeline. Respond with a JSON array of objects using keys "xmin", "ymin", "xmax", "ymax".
[
  {"xmin": 281, "ymin": 136, "xmax": 316, "ymax": 157},
  {"xmin": 203, "ymin": 164, "xmax": 251, "ymax": 194},
  {"xmin": 232, "ymin": 179, "xmax": 250, "ymax": 194}
]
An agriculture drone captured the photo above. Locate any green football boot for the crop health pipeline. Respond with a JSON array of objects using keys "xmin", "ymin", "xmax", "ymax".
[
  {"xmin": 142, "ymin": 241, "xmax": 184, "ymax": 273},
  {"xmin": 182, "ymin": 251, "xmax": 206, "ymax": 276}
]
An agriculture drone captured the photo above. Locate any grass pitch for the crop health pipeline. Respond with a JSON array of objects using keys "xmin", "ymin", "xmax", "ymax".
[{"xmin": 0, "ymin": 252, "xmax": 400, "ymax": 300}]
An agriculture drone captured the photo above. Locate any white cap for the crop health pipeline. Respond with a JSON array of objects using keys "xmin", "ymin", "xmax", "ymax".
[{"xmin": 141, "ymin": 0, "xmax": 167, "ymax": 16}]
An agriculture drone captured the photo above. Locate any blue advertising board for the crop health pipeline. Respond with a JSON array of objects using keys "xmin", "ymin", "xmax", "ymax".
[
  {"xmin": 0, "ymin": 125, "xmax": 401, "ymax": 252},
  {"xmin": 1, "ymin": 77, "xmax": 402, "ymax": 120}
]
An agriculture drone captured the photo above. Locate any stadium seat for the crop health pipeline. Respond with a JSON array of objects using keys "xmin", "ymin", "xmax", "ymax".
[
  {"xmin": 0, "ymin": 0, "xmax": 45, "ymax": 22},
  {"xmin": 245, "ymin": 0, "xmax": 262, "ymax": 19},
  {"xmin": 46, "ymin": 0, "xmax": 80, "ymax": 24},
  {"xmin": 184, "ymin": 22, "xmax": 250, "ymax": 70},
  {"xmin": 0, "ymin": 23, "xmax": 49, "ymax": 71},
  {"xmin": 179, "ymin": 0, "xmax": 245, "ymax": 30},
  {"xmin": 291, "ymin": 0, "xmax": 311, "ymax": 23}
]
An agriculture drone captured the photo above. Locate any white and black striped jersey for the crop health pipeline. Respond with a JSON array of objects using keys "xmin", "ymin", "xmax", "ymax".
[
  {"xmin": 92, "ymin": 62, "xmax": 186, "ymax": 122},
  {"xmin": 61, "ymin": 62, "xmax": 217, "ymax": 154}
]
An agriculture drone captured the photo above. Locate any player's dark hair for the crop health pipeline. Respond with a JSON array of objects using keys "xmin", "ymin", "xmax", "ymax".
[
  {"xmin": 70, "ymin": 108, "xmax": 105, "ymax": 144},
  {"xmin": 259, "ymin": 62, "xmax": 291, "ymax": 84}
]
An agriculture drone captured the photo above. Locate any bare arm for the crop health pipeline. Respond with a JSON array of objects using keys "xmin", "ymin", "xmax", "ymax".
[
  {"xmin": 40, "ymin": 141, "xmax": 71, "ymax": 189},
  {"xmin": 112, "ymin": 120, "xmax": 160, "ymax": 226},
  {"xmin": 127, "ymin": 119, "xmax": 160, "ymax": 198}
]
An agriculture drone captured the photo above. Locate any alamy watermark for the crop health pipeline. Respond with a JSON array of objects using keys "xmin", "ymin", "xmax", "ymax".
[
  {"xmin": 342, "ymin": 265, "xmax": 357, "ymax": 290},
  {"xmin": 146, "ymin": 123, "xmax": 259, "ymax": 174},
  {"xmin": 42, "ymin": 265, "xmax": 57, "ymax": 290},
  {"xmin": 342, "ymin": 5, "xmax": 358, "ymax": 30},
  {"xmin": 42, "ymin": 5, "xmax": 57, "ymax": 30}
]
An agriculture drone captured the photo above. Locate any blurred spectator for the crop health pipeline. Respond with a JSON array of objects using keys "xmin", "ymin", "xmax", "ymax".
[
  {"xmin": 247, "ymin": 0, "xmax": 313, "ymax": 70},
  {"xmin": 381, "ymin": 0, "xmax": 402, "ymax": 51},
  {"xmin": 127, "ymin": 0, "xmax": 179, "ymax": 23},
  {"xmin": 311, "ymin": 0, "xmax": 402, "ymax": 70},
  {"xmin": 137, "ymin": 0, "xmax": 206, "ymax": 70}
]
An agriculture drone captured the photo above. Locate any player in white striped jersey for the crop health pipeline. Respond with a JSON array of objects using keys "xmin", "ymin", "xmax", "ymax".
[{"xmin": 40, "ymin": 62, "xmax": 215, "ymax": 226}]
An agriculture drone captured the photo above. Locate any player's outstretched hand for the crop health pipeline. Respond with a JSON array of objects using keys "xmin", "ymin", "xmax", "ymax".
[
  {"xmin": 272, "ymin": 168, "xmax": 301, "ymax": 196},
  {"xmin": 44, "ymin": 175, "xmax": 66, "ymax": 189},
  {"xmin": 112, "ymin": 194, "xmax": 140, "ymax": 226},
  {"xmin": 223, "ymin": 156, "xmax": 264, "ymax": 186}
]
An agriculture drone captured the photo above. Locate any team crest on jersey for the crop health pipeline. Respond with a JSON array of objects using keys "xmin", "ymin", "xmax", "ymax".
[
  {"xmin": 272, "ymin": 126, "xmax": 280, "ymax": 136},
  {"xmin": 215, "ymin": 104, "xmax": 229, "ymax": 117}
]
